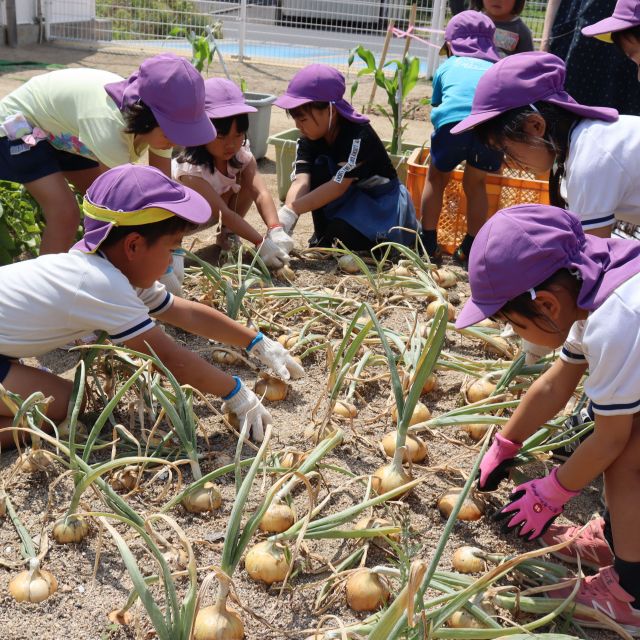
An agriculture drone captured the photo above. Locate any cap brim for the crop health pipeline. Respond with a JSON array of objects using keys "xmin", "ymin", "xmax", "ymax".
[
  {"xmin": 162, "ymin": 185, "xmax": 212, "ymax": 225},
  {"xmin": 72, "ymin": 222, "xmax": 115, "ymax": 254},
  {"xmin": 274, "ymin": 94, "xmax": 312, "ymax": 109},
  {"xmin": 155, "ymin": 111, "xmax": 217, "ymax": 147},
  {"xmin": 582, "ymin": 16, "xmax": 637, "ymax": 42},
  {"xmin": 454, "ymin": 297, "xmax": 503, "ymax": 329},
  {"xmin": 205, "ymin": 103, "xmax": 258, "ymax": 119},
  {"xmin": 451, "ymin": 108, "xmax": 506, "ymax": 134}
]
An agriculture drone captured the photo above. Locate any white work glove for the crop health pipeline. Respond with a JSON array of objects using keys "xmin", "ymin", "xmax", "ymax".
[
  {"xmin": 221, "ymin": 377, "xmax": 272, "ymax": 442},
  {"xmin": 268, "ymin": 224, "xmax": 295, "ymax": 253},
  {"xmin": 246, "ymin": 333, "xmax": 305, "ymax": 380},
  {"xmin": 257, "ymin": 237, "xmax": 290, "ymax": 269},
  {"xmin": 277, "ymin": 205, "xmax": 299, "ymax": 235},
  {"xmin": 521, "ymin": 339, "xmax": 553, "ymax": 365},
  {"xmin": 159, "ymin": 249, "xmax": 186, "ymax": 297}
]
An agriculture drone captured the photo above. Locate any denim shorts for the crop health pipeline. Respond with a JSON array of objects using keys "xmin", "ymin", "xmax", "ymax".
[
  {"xmin": 430, "ymin": 121, "xmax": 503, "ymax": 173},
  {"xmin": 0, "ymin": 137, "xmax": 99, "ymax": 184},
  {"xmin": 0, "ymin": 354, "xmax": 13, "ymax": 382}
]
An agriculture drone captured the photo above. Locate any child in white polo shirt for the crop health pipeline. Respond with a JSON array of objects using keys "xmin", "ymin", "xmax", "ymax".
[{"xmin": 0, "ymin": 165, "xmax": 303, "ymax": 447}]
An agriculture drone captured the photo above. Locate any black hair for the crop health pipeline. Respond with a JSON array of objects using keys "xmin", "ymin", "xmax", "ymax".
[
  {"xmin": 287, "ymin": 101, "xmax": 330, "ymax": 121},
  {"xmin": 122, "ymin": 100, "xmax": 160, "ymax": 135},
  {"xmin": 494, "ymin": 269, "xmax": 581, "ymax": 333},
  {"xmin": 474, "ymin": 101, "xmax": 582, "ymax": 207},
  {"xmin": 99, "ymin": 216, "xmax": 199, "ymax": 250},
  {"xmin": 176, "ymin": 113, "xmax": 250, "ymax": 174},
  {"xmin": 470, "ymin": 0, "xmax": 526, "ymax": 16},
  {"xmin": 611, "ymin": 26, "xmax": 640, "ymax": 51}
]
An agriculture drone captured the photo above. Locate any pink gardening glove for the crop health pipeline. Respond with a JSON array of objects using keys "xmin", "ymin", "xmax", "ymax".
[
  {"xmin": 477, "ymin": 433, "xmax": 522, "ymax": 492},
  {"xmin": 495, "ymin": 467, "xmax": 579, "ymax": 541}
]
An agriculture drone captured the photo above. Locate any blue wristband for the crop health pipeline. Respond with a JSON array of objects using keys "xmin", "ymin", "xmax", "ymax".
[
  {"xmin": 245, "ymin": 332, "xmax": 264, "ymax": 353},
  {"xmin": 222, "ymin": 376, "xmax": 242, "ymax": 401}
]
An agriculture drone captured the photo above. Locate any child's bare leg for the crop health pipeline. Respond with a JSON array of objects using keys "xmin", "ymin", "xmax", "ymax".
[
  {"xmin": 461, "ymin": 164, "xmax": 489, "ymax": 236},
  {"xmin": 25, "ymin": 173, "xmax": 81, "ymax": 254},
  {"xmin": 421, "ymin": 163, "xmax": 451, "ymax": 231},
  {"xmin": 64, "ymin": 166, "xmax": 104, "ymax": 196},
  {"xmin": 0, "ymin": 363, "xmax": 73, "ymax": 448},
  {"xmin": 604, "ymin": 415, "xmax": 640, "ymax": 562}
]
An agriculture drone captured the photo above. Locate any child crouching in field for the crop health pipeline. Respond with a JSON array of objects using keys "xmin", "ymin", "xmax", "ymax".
[
  {"xmin": 0, "ymin": 165, "xmax": 303, "ymax": 448},
  {"xmin": 458, "ymin": 204, "xmax": 640, "ymax": 632},
  {"xmin": 274, "ymin": 64, "xmax": 417, "ymax": 252},
  {"xmin": 173, "ymin": 78, "xmax": 292, "ymax": 270},
  {"xmin": 420, "ymin": 10, "xmax": 503, "ymax": 265}
]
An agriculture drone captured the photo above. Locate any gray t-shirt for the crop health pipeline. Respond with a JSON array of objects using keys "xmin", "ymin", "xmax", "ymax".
[{"xmin": 493, "ymin": 17, "xmax": 534, "ymax": 57}]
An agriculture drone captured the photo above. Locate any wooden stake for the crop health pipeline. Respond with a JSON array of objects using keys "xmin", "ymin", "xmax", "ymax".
[
  {"xmin": 402, "ymin": 3, "xmax": 418, "ymax": 59},
  {"xmin": 366, "ymin": 19, "xmax": 395, "ymax": 113}
]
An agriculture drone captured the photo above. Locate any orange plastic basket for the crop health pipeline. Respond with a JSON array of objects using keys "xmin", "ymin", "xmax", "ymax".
[{"xmin": 406, "ymin": 147, "xmax": 550, "ymax": 254}]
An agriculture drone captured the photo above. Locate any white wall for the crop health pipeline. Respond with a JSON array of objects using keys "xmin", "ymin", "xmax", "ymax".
[{"xmin": 46, "ymin": 0, "xmax": 95, "ymax": 24}]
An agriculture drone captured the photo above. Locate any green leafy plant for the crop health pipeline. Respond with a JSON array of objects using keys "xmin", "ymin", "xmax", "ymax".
[
  {"xmin": 170, "ymin": 22, "xmax": 229, "ymax": 77},
  {"xmin": 0, "ymin": 181, "xmax": 45, "ymax": 264},
  {"xmin": 348, "ymin": 46, "xmax": 429, "ymax": 155}
]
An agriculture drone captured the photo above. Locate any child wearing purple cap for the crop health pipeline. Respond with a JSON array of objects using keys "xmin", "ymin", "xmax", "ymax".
[
  {"xmin": 420, "ymin": 10, "xmax": 504, "ymax": 264},
  {"xmin": 452, "ymin": 51, "xmax": 640, "ymax": 239},
  {"xmin": 0, "ymin": 54, "xmax": 215, "ymax": 254},
  {"xmin": 470, "ymin": 0, "xmax": 534, "ymax": 56},
  {"xmin": 173, "ymin": 78, "xmax": 291, "ymax": 270},
  {"xmin": 457, "ymin": 203, "xmax": 640, "ymax": 631},
  {"xmin": 0, "ymin": 164, "xmax": 303, "ymax": 448},
  {"xmin": 583, "ymin": 0, "xmax": 640, "ymax": 77},
  {"xmin": 274, "ymin": 64, "xmax": 417, "ymax": 251}
]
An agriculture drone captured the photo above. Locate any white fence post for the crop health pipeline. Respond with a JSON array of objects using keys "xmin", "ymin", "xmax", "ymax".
[
  {"xmin": 427, "ymin": 0, "xmax": 447, "ymax": 79},
  {"xmin": 238, "ymin": 0, "xmax": 247, "ymax": 62}
]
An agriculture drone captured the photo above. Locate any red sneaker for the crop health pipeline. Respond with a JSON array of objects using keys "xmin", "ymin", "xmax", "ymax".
[
  {"xmin": 539, "ymin": 517, "xmax": 614, "ymax": 569},
  {"xmin": 548, "ymin": 566, "xmax": 640, "ymax": 634}
]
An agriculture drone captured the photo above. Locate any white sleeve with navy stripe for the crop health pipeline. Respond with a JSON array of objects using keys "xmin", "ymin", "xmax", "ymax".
[
  {"xmin": 563, "ymin": 116, "xmax": 640, "ymax": 230},
  {"xmin": 559, "ymin": 272, "xmax": 640, "ymax": 415},
  {"xmin": 0, "ymin": 251, "xmax": 173, "ymax": 358}
]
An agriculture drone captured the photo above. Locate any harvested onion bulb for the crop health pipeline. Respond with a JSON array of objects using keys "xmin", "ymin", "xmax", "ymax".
[
  {"xmin": 110, "ymin": 465, "xmax": 138, "ymax": 492},
  {"xmin": 9, "ymin": 558, "xmax": 57, "ymax": 603},
  {"xmin": 259, "ymin": 504, "xmax": 295, "ymax": 533},
  {"xmin": 245, "ymin": 541, "xmax": 291, "ymax": 584},
  {"xmin": 433, "ymin": 268, "xmax": 457, "ymax": 289},
  {"xmin": 438, "ymin": 489, "xmax": 485, "ymax": 521},
  {"xmin": 193, "ymin": 604, "xmax": 244, "ymax": 640},
  {"xmin": 52, "ymin": 515, "xmax": 90, "ymax": 544},
  {"xmin": 426, "ymin": 301, "xmax": 456, "ymax": 321},
  {"xmin": 182, "ymin": 482, "xmax": 222, "ymax": 513},
  {"xmin": 338, "ymin": 254, "xmax": 360, "ymax": 274},
  {"xmin": 332, "ymin": 400, "xmax": 357, "ymax": 419},
  {"xmin": 255, "ymin": 374, "xmax": 288, "ymax": 402},
  {"xmin": 372, "ymin": 448, "xmax": 413, "ymax": 496},
  {"xmin": 345, "ymin": 569, "xmax": 390, "ymax": 612},
  {"xmin": 465, "ymin": 377, "xmax": 497, "ymax": 404},
  {"xmin": 277, "ymin": 333, "xmax": 299, "ymax": 350},
  {"xmin": 275, "ymin": 264, "xmax": 296, "ymax": 281},
  {"xmin": 452, "ymin": 546, "xmax": 485, "ymax": 574},
  {"xmin": 280, "ymin": 450, "xmax": 307, "ymax": 468},
  {"xmin": 211, "ymin": 350, "xmax": 239, "ymax": 365},
  {"xmin": 381, "ymin": 431, "xmax": 428, "ymax": 463},
  {"xmin": 17, "ymin": 448, "xmax": 53, "ymax": 473},
  {"xmin": 391, "ymin": 401, "xmax": 431, "ymax": 426},
  {"xmin": 447, "ymin": 595, "xmax": 495, "ymax": 628},
  {"xmin": 462, "ymin": 423, "xmax": 491, "ymax": 441}
]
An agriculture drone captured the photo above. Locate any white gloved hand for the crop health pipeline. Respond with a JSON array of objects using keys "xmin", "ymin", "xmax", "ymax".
[
  {"xmin": 257, "ymin": 237, "xmax": 290, "ymax": 269},
  {"xmin": 247, "ymin": 333, "xmax": 305, "ymax": 380},
  {"xmin": 221, "ymin": 378, "xmax": 272, "ymax": 442},
  {"xmin": 521, "ymin": 339, "xmax": 553, "ymax": 365},
  {"xmin": 159, "ymin": 250, "xmax": 185, "ymax": 297},
  {"xmin": 268, "ymin": 224, "xmax": 295, "ymax": 253},
  {"xmin": 277, "ymin": 205, "xmax": 299, "ymax": 235}
]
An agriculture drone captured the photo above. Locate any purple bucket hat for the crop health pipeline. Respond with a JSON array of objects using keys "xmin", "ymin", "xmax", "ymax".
[
  {"xmin": 204, "ymin": 78, "xmax": 257, "ymax": 119},
  {"xmin": 440, "ymin": 10, "xmax": 500, "ymax": 63},
  {"xmin": 73, "ymin": 164, "xmax": 211, "ymax": 254},
  {"xmin": 582, "ymin": 0, "xmax": 640, "ymax": 42},
  {"xmin": 451, "ymin": 52, "xmax": 618, "ymax": 135},
  {"xmin": 104, "ymin": 53, "xmax": 216, "ymax": 147},
  {"xmin": 455, "ymin": 204, "xmax": 640, "ymax": 329},
  {"xmin": 274, "ymin": 64, "xmax": 369, "ymax": 124}
]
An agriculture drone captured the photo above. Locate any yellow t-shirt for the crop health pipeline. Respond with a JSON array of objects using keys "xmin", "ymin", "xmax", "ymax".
[{"xmin": 0, "ymin": 68, "xmax": 172, "ymax": 167}]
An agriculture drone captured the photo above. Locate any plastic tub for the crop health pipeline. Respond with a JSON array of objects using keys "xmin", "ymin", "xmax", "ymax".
[{"xmin": 244, "ymin": 92, "xmax": 276, "ymax": 160}]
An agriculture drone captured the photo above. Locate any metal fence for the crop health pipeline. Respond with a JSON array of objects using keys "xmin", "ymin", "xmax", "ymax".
[{"xmin": 47, "ymin": 1, "xmax": 549, "ymax": 76}]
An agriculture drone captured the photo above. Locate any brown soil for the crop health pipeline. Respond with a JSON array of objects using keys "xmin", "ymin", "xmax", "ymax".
[{"xmin": 0, "ymin": 43, "xmax": 614, "ymax": 640}]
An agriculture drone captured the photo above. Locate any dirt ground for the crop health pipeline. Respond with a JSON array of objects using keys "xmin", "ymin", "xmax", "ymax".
[{"xmin": 0, "ymin": 44, "xmax": 615, "ymax": 640}]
